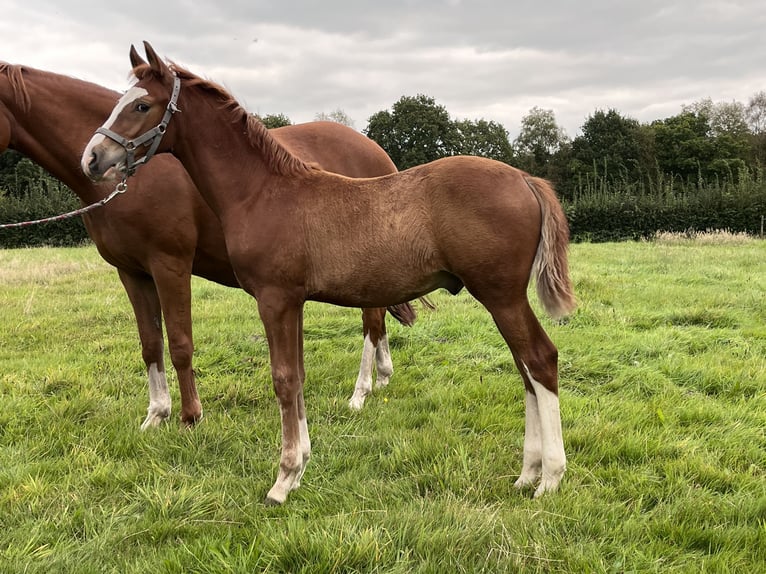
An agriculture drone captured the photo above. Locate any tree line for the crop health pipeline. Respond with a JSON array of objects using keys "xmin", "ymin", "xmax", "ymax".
[
  {"xmin": 360, "ymin": 93, "xmax": 765, "ymax": 200},
  {"xmin": 2, "ymin": 93, "xmax": 765, "ymax": 246}
]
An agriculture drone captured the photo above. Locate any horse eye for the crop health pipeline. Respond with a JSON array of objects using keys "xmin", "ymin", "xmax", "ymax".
[{"xmin": 136, "ymin": 102, "xmax": 150, "ymax": 113}]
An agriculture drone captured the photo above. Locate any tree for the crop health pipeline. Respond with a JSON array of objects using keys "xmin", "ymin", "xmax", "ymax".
[
  {"xmin": 569, "ymin": 109, "xmax": 647, "ymax": 188},
  {"xmin": 746, "ymin": 91, "xmax": 766, "ymax": 166},
  {"xmin": 681, "ymin": 99, "xmax": 750, "ymax": 180},
  {"xmin": 453, "ymin": 119, "xmax": 514, "ymax": 164},
  {"xmin": 315, "ymin": 109, "xmax": 355, "ymax": 129},
  {"xmin": 746, "ymin": 91, "xmax": 766, "ymax": 134},
  {"xmin": 255, "ymin": 113, "xmax": 292, "ymax": 129},
  {"xmin": 0, "ymin": 151, "xmax": 44, "ymax": 197},
  {"xmin": 651, "ymin": 111, "xmax": 716, "ymax": 183},
  {"xmin": 512, "ymin": 107, "xmax": 568, "ymax": 176},
  {"xmin": 683, "ymin": 98, "xmax": 749, "ymax": 138},
  {"xmin": 0, "ymin": 150, "xmax": 23, "ymax": 194},
  {"xmin": 364, "ymin": 94, "xmax": 459, "ymax": 169}
]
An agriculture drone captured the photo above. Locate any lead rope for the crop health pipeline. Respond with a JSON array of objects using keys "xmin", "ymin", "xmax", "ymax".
[{"xmin": 0, "ymin": 178, "xmax": 128, "ymax": 229}]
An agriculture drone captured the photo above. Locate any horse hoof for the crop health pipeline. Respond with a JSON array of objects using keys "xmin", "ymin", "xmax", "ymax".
[
  {"xmin": 348, "ymin": 395, "xmax": 366, "ymax": 411},
  {"xmin": 180, "ymin": 412, "xmax": 203, "ymax": 430},
  {"xmin": 513, "ymin": 476, "xmax": 537, "ymax": 490},
  {"xmin": 533, "ymin": 477, "xmax": 562, "ymax": 498},
  {"xmin": 375, "ymin": 375, "xmax": 390, "ymax": 389},
  {"xmin": 264, "ymin": 496, "xmax": 283, "ymax": 506},
  {"xmin": 140, "ymin": 411, "xmax": 170, "ymax": 431},
  {"xmin": 180, "ymin": 408, "xmax": 203, "ymax": 427}
]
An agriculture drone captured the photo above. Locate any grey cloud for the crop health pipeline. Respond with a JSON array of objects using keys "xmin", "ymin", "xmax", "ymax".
[{"xmin": 1, "ymin": 0, "xmax": 764, "ymax": 136}]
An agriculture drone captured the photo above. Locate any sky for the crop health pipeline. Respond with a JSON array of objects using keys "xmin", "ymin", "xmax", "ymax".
[{"xmin": 1, "ymin": 0, "xmax": 764, "ymax": 139}]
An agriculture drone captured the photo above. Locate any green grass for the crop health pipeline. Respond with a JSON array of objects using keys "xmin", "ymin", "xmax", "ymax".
[{"xmin": 1, "ymin": 240, "xmax": 765, "ymax": 573}]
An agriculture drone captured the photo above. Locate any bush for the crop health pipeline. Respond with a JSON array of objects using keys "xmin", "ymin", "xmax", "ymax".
[
  {"xmin": 563, "ymin": 168, "xmax": 766, "ymax": 242},
  {"xmin": 0, "ymin": 178, "xmax": 89, "ymax": 248}
]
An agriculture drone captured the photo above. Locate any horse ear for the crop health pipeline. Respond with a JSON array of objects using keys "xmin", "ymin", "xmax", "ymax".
[
  {"xmin": 129, "ymin": 45, "xmax": 147, "ymax": 68},
  {"xmin": 143, "ymin": 41, "xmax": 166, "ymax": 75}
]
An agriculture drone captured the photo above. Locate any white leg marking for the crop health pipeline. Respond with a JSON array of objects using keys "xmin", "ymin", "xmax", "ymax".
[
  {"xmin": 140, "ymin": 362, "xmax": 171, "ymax": 430},
  {"xmin": 514, "ymin": 390, "xmax": 543, "ymax": 489},
  {"xmin": 266, "ymin": 402, "xmax": 306, "ymax": 504},
  {"xmin": 375, "ymin": 333, "xmax": 393, "ymax": 389},
  {"xmin": 523, "ymin": 364, "xmax": 566, "ymax": 497},
  {"xmin": 294, "ymin": 413, "xmax": 311, "ymax": 489},
  {"xmin": 349, "ymin": 334, "xmax": 376, "ymax": 410}
]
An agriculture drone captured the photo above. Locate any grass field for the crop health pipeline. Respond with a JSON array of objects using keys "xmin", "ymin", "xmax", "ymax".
[{"xmin": 0, "ymin": 238, "xmax": 764, "ymax": 573}]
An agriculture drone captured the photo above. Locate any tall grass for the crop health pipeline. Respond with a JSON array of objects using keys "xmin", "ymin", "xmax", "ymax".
[{"xmin": 0, "ymin": 242, "xmax": 764, "ymax": 572}]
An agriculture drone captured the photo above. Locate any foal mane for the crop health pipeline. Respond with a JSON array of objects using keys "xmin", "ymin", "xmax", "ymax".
[
  {"xmin": 0, "ymin": 62, "xmax": 31, "ymax": 112},
  {"xmin": 132, "ymin": 62, "xmax": 314, "ymax": 177}
]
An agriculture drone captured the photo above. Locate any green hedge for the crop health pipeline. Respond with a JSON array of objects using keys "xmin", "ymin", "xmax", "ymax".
[
  {"xmin": 563, "ymin": 172, "xmax": 766, "ymax": 242},
  {"xmin": 0, "ymin": 181, "xmax": 89, "ymax": 248},
  {"xmin": 2, "ymin": 170, "xmax": 764, "ymax": 248}
]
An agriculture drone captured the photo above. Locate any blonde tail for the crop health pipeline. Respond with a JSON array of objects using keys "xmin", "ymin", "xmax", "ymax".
[{"xmin": 524, "ymin": 176, "xmax": 576, "ymax": 320}]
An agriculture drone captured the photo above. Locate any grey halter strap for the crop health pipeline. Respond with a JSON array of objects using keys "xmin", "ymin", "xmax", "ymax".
[{"xmin": 95, "ymin": 73, "xmax": 181, "ymax": 177}]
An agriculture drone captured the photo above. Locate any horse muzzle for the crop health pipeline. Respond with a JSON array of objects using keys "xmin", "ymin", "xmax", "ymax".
[{"xmin": 83, "ymin": 143, "xmax": 126, "ymax": 182}]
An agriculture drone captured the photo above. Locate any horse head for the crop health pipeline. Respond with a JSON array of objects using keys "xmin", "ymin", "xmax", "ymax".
[{"xmin": 82, "ymin": 42, "xmax": 179, "ymax": 182}]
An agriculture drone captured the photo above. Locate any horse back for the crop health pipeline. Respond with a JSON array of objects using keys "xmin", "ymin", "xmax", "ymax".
[
  {"xmin": 286, "ymin": 156, "xmax": 544, "ymax": 305},
  {"xmin": 273, "ymin": 122, "xmax": 396, "ymax": 177}
]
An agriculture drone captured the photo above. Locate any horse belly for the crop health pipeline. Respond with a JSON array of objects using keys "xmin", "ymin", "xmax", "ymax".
[{"xmin": 307, "ymin": 236, "xmax": 449, "ymax": 307}]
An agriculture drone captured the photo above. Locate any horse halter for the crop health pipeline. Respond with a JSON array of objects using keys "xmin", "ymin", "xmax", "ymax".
[{"xmin": 95, "ymin": 73, "xmax": 181, "ymax": 177}]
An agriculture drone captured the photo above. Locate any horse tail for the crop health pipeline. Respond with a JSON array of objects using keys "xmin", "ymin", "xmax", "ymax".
[
  {"xmin": 524, "ymin": 176, "xmax": 577, "ymax": 320},
  {"xmin": 386, "ymin": 297, "xmax": 435, "ymax": 327},
  {"xmin": 387, "ymin": 302, "xmax": 417, "ymax": 326}
]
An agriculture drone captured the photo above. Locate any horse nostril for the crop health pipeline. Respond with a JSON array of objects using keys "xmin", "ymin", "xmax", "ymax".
[{"xmin": 88, "ymin": 150, "xmax": 99, "ymax": 172}]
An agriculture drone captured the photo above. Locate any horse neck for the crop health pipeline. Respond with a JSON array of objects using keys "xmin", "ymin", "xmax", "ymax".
[
  {"xmin": 0, "ymin": 66, "xmax": 118, "ymax": 201},
  {"xmin": 170, "ymin": 88, "xmax": 311, "ymax": 218}
]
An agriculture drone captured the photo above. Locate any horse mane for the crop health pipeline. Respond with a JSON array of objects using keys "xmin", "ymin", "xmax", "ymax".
[
  {"xmin": 132, "ymin": 62, "xmax": 314, "ymax": 177},
  {"xmin": 0, "ymin": 62, "xmax": 32, "ymax": 112}
]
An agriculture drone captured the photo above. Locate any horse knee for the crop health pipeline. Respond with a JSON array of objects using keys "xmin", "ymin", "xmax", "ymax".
[
  {"xmin": 140, "ymin": 338, "xmax": 164, "ymax": 368},
  {"xmin": 271, "ymin": 369, "xmax": 303, "ymax": 402},
  {"xmin": 167, "ymin": 337, "xmax": 193, "ymax": 372}
]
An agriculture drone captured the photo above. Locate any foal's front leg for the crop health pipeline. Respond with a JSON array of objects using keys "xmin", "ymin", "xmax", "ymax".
[
  {"xmin": 258, "ymin": 294, "xmax": 311, "ymax": 505},
  {"xmin": 117, "ymin": 270, "xmax": 171, "ymax": 429}
]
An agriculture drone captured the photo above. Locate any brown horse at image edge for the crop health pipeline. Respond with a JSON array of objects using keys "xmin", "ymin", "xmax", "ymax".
[{"xmin": 82, "ymin": 42, "xmax": 576, "ymax": 503}]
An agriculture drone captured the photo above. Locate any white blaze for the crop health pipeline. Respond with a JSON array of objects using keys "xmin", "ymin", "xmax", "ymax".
[{"xmin": 81, "ymin": 86, "xmax": 148, "ymax": 173}]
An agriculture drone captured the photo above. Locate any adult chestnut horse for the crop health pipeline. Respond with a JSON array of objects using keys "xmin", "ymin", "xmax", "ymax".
[
  {"xmin": 83, "ymin": 43, "xmax": 576, "ymax": 503},
  {"xmin": 0, "ymin": 61, "xmax": 414, "ymax": 427}
]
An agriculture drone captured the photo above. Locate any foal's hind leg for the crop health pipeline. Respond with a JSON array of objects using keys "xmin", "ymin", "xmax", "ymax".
[
  {"xmin": 487, "ymin": 300, "xmax": 566, "ymax": 497},
  {"xmin": 349, "ymin": 307, "xmax": 391, "ymax": 410}
]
